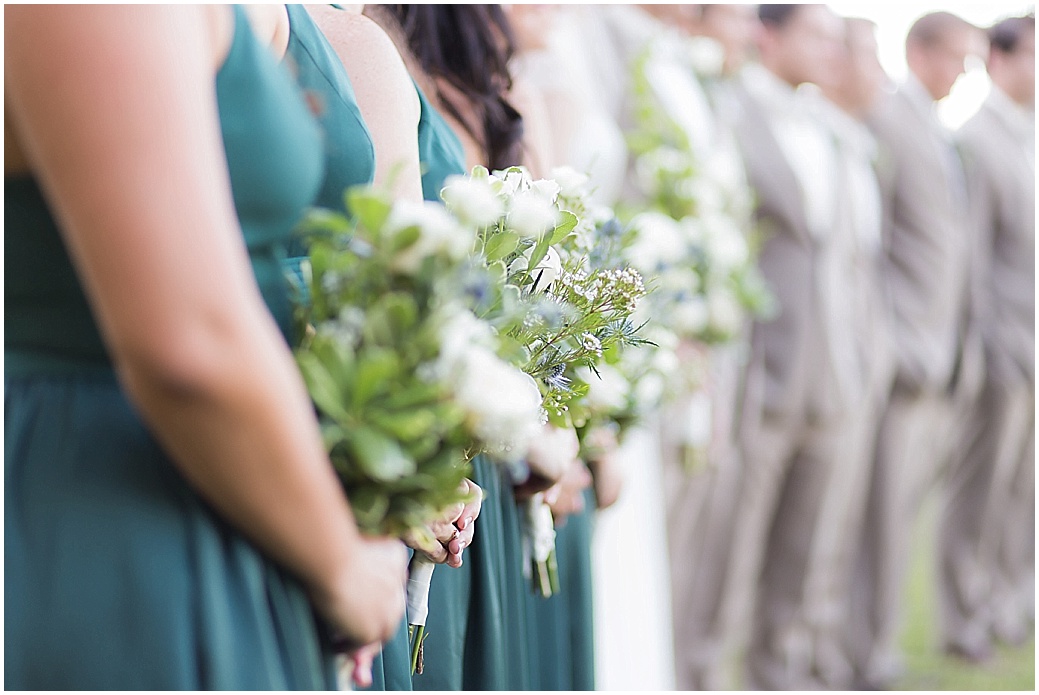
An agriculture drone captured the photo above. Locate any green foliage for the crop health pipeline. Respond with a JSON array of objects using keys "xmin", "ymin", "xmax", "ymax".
[{"xmin": 292, "ymin": 188, "xmax": 489, "ymax": 537}]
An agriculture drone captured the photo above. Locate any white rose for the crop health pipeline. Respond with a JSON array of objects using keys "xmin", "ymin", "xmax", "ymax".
[
  {"xmin": 494, "ymin": 167, "xmax": 532, "ymax": 197},
  {"xmin": 530, "ymin": 178, "xmax": 561, "ymax": 204},
  {"xmin": 453, "ymin": 348, "xmax": 543, "ymax": 460},
  {"xmin": 508, "ymin": 190, "xmax": 560, "ymax": 238},
  {"xmin": 576, "ymin": 364, "xmax": 630, "ymax": 414},
  {"xmin": 386, "ymin": 200, "xmax": 473, "ymax": 273},
  {"xmin": 549, "ymin": 166, "xmax": 590, "ymax": 198},
  {"xmin": 440, "ymin": 175, "xmax": 504, "ymax": 227},
  {"xmin": 437, "ymin": 309, "xmax": 496, "ymax": 373}
]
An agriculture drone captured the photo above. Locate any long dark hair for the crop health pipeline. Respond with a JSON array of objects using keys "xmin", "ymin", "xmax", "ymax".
[{"xmin": 378, "ymin": 4, "xmax": 525, "ymax": 170}]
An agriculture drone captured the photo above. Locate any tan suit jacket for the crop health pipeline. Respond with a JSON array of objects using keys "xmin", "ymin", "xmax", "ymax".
[
  {"xmin": 730, "ymin": 78, "xmax": 851, "ymax": 420},
  {"xmin": 956, "ymin": 91, "xmax": 1035, "ymax": 387},
  {"xmin": 866, "ymin": 82, "xmax": 972, "ymax": 396}
]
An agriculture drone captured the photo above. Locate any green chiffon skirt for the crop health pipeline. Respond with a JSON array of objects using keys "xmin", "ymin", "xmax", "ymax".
[
  {"xmin": 524, "ymin": 488, "xmax": 597, "ymax": 691},
  {"xmin": 4, "ymin": 370, "xmax": 337, "ymax": 689}
]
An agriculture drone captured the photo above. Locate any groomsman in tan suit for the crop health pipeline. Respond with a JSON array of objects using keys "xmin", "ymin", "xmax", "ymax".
[
  {"xmin": 845, "ymin": 12, "xmax": 983, "ymax": 688},
  {"xmin": 722, "ymin": 6, "xmax": 867, "ymax": 689},
  {"xmin": 940, "ymin": 13, "xmax": 1035, "ymax": 658},
  {"xmin": 808, "ymin": 17, "xmax": 895, "ymax": 688}
]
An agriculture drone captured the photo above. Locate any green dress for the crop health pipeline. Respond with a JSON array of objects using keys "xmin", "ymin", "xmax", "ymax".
[
  {"xmin": 409, "ymin": 87, "xmax": 533, "ymax": 691},
  {"xmin": 283, "ymin": 7, "xmax": 418, "ymax": 691},
  {"xmin": 4, "ymin": 6, "xmax": 335, "ymax": 690},
  {"xmin": 524, "ymin": 488, "xmax": 597, "ymax": 690}
]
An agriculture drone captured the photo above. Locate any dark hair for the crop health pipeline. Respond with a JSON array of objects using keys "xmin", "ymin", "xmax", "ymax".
[
  {"xmin": 989, "ymin": 14, "xmax": 1035, "ymax": 53},
  {"xmin": 379, "ymin": 4, "xmax": 524, "ymax": 171},
  {"xmin": 758, "ymin": 4, "xmax": 801, "ymax": 28},
  {"xmin": 906, "ymin": 11, "xmax": 975, "ymax": 49}
]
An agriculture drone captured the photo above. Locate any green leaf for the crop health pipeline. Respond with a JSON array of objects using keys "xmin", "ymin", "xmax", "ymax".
[
  {"xmin": 347, "ymin": 426, "xmax": 417, "ymax": 482},
  {"xmin": 389, "ymin": 224, "xmax": 422, "ymax": 253},
  {"xmin": 382, "ymin": 293, "xmax": 419, "ymax": 336},
  {"xmin": 346, "ymin": 187, "xmax": 393, "ymax": 232},
  {"xmin": 370, "ymin": 409, "xmax": 438, "ymax": 442},
  {"xmin": 352, "ymin": 349, "xmax": 400, "ymax": 407},
  {"xmin": 484, "ymin": 231, "xmax": 520, "ymax": 261},
  {"xmin": 346, "ymin": 486, "xmax": 390, "ymax": 533},
  {"xmin": 296, "ymin": 350, "xmax": 351, "ymax": 424},
  {"xmin": 549, "ymin": 211, "xmax": 579, "ymax": 244}
]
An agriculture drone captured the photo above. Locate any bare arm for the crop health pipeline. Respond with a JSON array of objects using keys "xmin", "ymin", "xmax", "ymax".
[
  {"xmin": 4, "ymin": 4, "xmax": 404, "ymax": 645},
  {"xmin": 305, "ymin": 5, "xmax": 424, "ymax": 202}
]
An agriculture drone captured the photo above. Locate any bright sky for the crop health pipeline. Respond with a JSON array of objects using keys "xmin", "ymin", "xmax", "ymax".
[{"xmin": 827, "ymin": 1, "xmax": 1036, "ymax": 127}]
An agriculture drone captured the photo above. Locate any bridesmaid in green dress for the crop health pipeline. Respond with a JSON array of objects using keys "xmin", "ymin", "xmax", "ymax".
[
  {"xmin": 287, "ymin": 6, "xmax": 484, "ymax": 689},
  {"xmin": 4, "ymin": 5, "xmax": 408, "ymax": 689},
  {"xmin": 374, "ymin": 5, "xmax": 562, "ymax": 690}
]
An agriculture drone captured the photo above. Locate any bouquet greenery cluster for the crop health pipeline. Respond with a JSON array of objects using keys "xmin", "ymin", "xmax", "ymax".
[
  {"xmin": 292, "ymin": 186, "xmax": 545, "ymax": 670},
  {"xmin": 442, "ymin": 166, "xmax": 647, "ymax": 429},
  {"xmin": 442, "ymin": 165, "xmax": 648, "ymax": 595},
  {"xmin": 626, "ymin": 43, "xmax": 775, "ymax": 354}
]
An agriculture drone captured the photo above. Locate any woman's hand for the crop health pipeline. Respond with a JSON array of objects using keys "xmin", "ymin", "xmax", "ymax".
[
  {"xmin": 583, "ymin": 425, "xmax": 624, "ymax": 510},
  {"xmin": 311, "ymin": 535, "xmax": 408, "ymax": 651},
  {"xmin": 514, "ymin": 423, "xmax": 580, "ymax": 500},
  {"xmin": 402, "ymin": 478, "xmax": 483, "ymax": 568},
  {"xmin": 546, "ymin": 458, "xmax": 593, "ymax": 525}
]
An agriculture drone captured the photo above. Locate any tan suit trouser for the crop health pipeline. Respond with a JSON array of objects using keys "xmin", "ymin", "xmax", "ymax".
[
  {"xmin": 663, "ymin": 346, "xmax": 745, "ymax": 691},
  {"xmin": 844, "ymin": 390, "xmax": 952, "ymax": 686},
  {"xmin": 725, "ymin": 407, "xmax": 859, "ymax": 691},
  {"xmin": 939, "ymin": 378, "xmax": 1035, "ymax": 649}
]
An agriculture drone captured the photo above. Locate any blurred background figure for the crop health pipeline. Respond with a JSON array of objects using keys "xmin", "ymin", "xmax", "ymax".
[
  {"xmin": 940, "ymin": 10, "xmax": 1035, "ymax": 662},
  {"xmin": 809, "ymin": 15, "xmax": 894, "ymax": 689},
  {"xmin": 846, "ymin": 10, "xmax": 984, "ymax": 689},
  {"xmin": 722, "ymin": 4, "xmax": 868, "ymax": 689},
  {"xmin": 655, "ymin": 3, "xmax": 763, "ymax": 691}
]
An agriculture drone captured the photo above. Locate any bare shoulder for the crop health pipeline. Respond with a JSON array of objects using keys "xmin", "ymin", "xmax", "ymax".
[{"xmin": 305, "ymin": 7, "xmax": 402, "ymax": 67}]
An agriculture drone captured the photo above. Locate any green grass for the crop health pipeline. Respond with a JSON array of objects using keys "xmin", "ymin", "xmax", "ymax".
[{"xmin": 894, "ymin": 495, "xmax": 1035, "ymax": 691}]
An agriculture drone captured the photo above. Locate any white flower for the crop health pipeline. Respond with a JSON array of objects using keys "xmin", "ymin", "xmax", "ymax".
[
  {"xmin": 576, "ymin": 364, "xmax": 630, "ymax": 414},
  {"xmin": 437, "ymin": 309, "xmax": 496, "ymax": 372},
  {"xmin": 672, "ymin": 296, "xmax": 710, "ymax": 335},
  {"xmin": 452, "ymin": 348, "xmax": 543, "ymax": 460},
  {"xmin": 580, "ymin": 332, "xmax": 602, "ymax": 356},
  {"xmin": 508, "ymin": 190, "xmax": 560, "ymax": 238},
  {"xmin": 627, "ymin": 211, "xmax": 686, "ymax": 272},
  {"xmin": 708, "ymin": 289, "xmax": 743, "ymax": 336},
  {"xmin": 549, "ymin": 166, "xmax": 590, "ymax": 198},
  {"xmin": 386, "ymin": 200, "xmax": 473, "ymax": 273},
  {"xmin": 531, "ymin": 246, "xmax": 562, "ymax": 290},
  {"xmin": 440, "ymin": 175, "xmax": 504, "ymax": 227},
  {"xmin": 686, "ymin": 36, "xmax": 725, "ymax": 78},
  {"xmin": 530, "ymin": 178, "xmax": 561, "ymax": 204},
  {"xmin": 492, "ymin": 167, "xmax": 533, "ymax": 197}
]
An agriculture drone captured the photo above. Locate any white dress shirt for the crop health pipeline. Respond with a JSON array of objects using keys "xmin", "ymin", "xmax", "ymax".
[{"xmin": 741, "ymin": 64, "xmax": 839, "ymax": 240}]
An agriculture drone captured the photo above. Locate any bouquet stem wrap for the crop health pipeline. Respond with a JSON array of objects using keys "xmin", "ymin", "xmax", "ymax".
[{"xmin": 406, "ymin": 555, "xmax": 436, "ymax": 674}]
